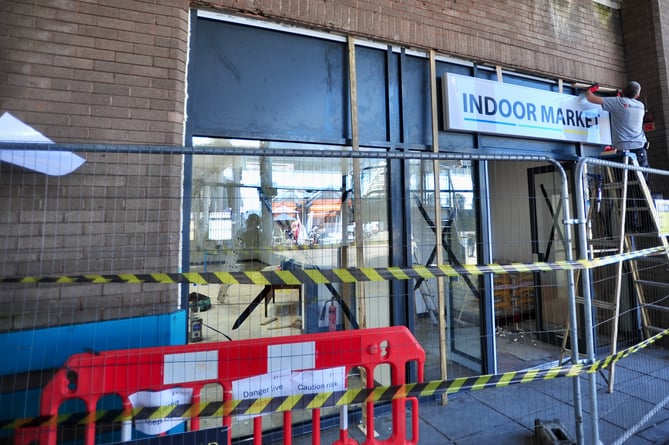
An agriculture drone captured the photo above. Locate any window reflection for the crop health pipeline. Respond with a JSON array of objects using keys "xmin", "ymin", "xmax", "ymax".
[{"xmin": 189, "ymin": 139, "xmax": 390, "ymax": 345}]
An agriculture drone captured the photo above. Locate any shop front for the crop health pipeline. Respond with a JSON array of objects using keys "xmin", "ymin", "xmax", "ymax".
[{"xmin": 184, "ymin": 10, "xmax": 612, "ymax": 410}]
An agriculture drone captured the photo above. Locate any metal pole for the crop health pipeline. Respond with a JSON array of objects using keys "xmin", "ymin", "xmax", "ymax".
[
  {"xmin": 554, "ymin": 160, "xmax": 585, "ymax": 445},
  {"xmin": 575, "ymin": 157, "xmax": 601, "ymax": 445}
]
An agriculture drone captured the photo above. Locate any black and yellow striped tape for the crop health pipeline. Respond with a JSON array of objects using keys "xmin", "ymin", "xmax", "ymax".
[
  {"xmin": 1, "ymin": 246, "xmax": 666, "ymax": 286},
  {"xmin": 3, "ymin": 327, "xmax": 666, "ymax": 431}
]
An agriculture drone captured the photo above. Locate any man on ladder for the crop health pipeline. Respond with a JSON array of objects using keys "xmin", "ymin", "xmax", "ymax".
[
  {"xmin": 585, "ymin": 80, "xmax": 649, "ymax": 169},
  {"xmin": 583, "ymin": 80, "xmax": 658, "ymax": 392},
  {"xmin": 587, "ymin": 80, "xmax": 651, "ymax": 232}
]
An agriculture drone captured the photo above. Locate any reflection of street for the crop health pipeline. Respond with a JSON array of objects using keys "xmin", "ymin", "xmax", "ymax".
[
  {"xmin": 273, "ymin": 233, "xmax": 390, "ymax": 268},
  {"xmin": 273, "ymin": 246, "xmax": 352, "ymax": 268}
]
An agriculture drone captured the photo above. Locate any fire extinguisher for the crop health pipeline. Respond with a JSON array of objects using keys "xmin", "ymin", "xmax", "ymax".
[{"xmin": 328, "ymin": 301, "xmax": 337, "ymax": 331}]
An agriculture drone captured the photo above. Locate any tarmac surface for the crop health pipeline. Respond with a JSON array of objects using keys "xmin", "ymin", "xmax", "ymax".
[
  {"xmin": 263, "ymin": 347, "xmax": 669, "ymax": 445},
  {"xmin": 188, "ymin": 283, "xmax": 669, "ymax": 445}
]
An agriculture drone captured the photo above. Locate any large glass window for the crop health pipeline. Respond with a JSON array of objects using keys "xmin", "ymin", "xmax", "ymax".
[
  {"xmin": 189, "ymin": 138, "xmax": 394, "ymax": 436},
  {"xmin": 188, "ymin": 139, "xmax": 391, "ymax": 343}
]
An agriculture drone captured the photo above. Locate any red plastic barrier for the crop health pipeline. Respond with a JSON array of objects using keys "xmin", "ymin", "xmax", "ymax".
[{"xmin": 15, "ymin": 326, "xmax": 424, "ymax": 445}]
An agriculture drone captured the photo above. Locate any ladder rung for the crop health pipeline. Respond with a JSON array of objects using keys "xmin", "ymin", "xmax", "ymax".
[
  {"xmin": 588, "ymin": 239, "xmax": 619, "ymax": 247},
  {"xmin": 645, "ymin": 326, "xmax": 666, "ymax": 334},
  {"xmin": 603, "ymin": 181, "xmax": 642, "ymax": 189},
  {"xmin": 575, "ymin": 296, "xmax": 616, "ymax": 310},
  {"xmin": 644, "ymin": 303, "xmax": 669, "ymax": 313},
  {"xmin": 635, "ymin": 279, "xmax": 669, "ymax": 290},
  {"xmin": 625, "ymin": 231, "xmax": 660, "ymax": 237},
  {"xmin": 589, "ymin": 248, "xmax": 620, "ymax": 255},
  {"xmin": 624, "ymin": 207, "xmax": 652, "ymax": 213}
]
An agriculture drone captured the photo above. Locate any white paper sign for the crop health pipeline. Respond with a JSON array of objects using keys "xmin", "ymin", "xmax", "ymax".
[
  {"xmin": 0, "ymin": 112, "xmax": 86, "ymax": 176},
  {"xmin": 232, "ymin": 366, "xmax": 346, "ymax": 418},
  {"xmin": 656, "ymin": 199, "xmax": 669, "ymax": 236},
  {"xmin": 442, "ymin": 73, "xmax": 612, "ymax": 145},
  {"xmin": 128, "ymin": 388, "xmax": 193, "ymax": 435},
  {"xmin": 233, "ymin": 368, "xmax": 293, "ymax": 401},
  {"xmin": 291, "ymin": 366, "xmax": 346, "ymax": 394}
]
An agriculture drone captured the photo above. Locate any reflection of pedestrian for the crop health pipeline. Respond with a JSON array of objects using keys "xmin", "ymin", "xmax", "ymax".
[
  {"xmin": 585, "ymin": 81, "xmax": 649, "ymax": 168},
  {"xmin": 241, "ymin": 213, "xmax": 260, "ymax": 248},
  {"xmin": 291, "ymin": 219, "xmax": 303, "ymax": 245},
  {"xmin": 240, "ymin": 213, "xmax": 262, "ymax": 268}
]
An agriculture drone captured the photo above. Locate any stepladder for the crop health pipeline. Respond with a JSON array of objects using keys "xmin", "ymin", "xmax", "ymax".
[{"xmin": 560, "ymin": 150, "xmax": 669, "ymax": 392}]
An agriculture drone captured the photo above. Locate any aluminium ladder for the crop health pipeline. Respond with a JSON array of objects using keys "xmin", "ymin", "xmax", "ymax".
[
  {"xmin": 560, "ymin": 151, "xmax": 669, "ymax": 392},
  {"xmin": 587, "ymin": 151, "xmax": 669, "ymax": 392}
]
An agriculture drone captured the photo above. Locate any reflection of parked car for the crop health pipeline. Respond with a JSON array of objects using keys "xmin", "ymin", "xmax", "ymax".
[{"xmin": 189, "ymin": 292, "xmax": 212, "ymax": 312}]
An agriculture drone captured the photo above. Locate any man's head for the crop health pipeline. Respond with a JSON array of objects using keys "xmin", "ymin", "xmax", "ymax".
[{"xmin": 622, "ymin": 81, "xmax": 641, "ymax": 99}]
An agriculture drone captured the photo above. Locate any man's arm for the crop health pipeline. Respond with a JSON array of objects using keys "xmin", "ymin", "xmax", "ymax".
[{"xmin": 585, "ymin": 86, "xmax": 604, "ymax": 105}]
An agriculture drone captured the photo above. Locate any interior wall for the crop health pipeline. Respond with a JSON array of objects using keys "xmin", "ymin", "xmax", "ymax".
[{"xmin": 487, "ymin": 161, "xmax": 535, "ymax": 263}]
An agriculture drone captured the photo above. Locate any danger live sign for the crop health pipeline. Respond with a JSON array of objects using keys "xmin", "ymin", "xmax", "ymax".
[{"xmin": 442, "ymin": 73, "xmax": 612, "ymax": 145}]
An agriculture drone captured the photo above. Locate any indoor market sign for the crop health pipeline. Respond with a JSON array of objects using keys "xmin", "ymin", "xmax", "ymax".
[{"xmin": 443, "ymin": 73, "xmax": 612, "ymax": 145}]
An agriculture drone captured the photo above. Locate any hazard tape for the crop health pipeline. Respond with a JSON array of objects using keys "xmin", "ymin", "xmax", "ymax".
[
  {"xmin": 3, "ymin": 327, "xmax": 667, "ymax": 431},
  {"xmin": 1, "ymin": 246, "xmax": 666, "ymax": 286}
]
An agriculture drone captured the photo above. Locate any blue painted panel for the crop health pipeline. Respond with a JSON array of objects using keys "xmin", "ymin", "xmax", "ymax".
[
  {"xmin": 1, "ymin": 311, "xmax": 186, "ymax": 437},
  {"xmin": 189, "ymin": 19, "xmax": 348, "ymax": 142},
  {"xmin": 479, "ymin": 135, "xmax": 578, "ymax": 158},
  {"xmin": 1, "ymin": 310, "xmax": 186, "ymax": 376},
  {"xmin": 403, "ymin": 54, "xmax": 431, "ymax": 147},
  {"xmin": 435, "ymin": 62, "xmax": 477, "ymax": 149},
  {"xmin": 356, "ymin": 45, "xmax": 389, "ymax": 144},
  {"xmin": 0, "ymin": 387, "xmax": 41, "ymax": 426}
]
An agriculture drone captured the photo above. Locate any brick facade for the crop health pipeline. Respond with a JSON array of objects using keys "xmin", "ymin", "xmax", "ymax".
[
  {"xmin": 1, "ymin": 0, "xmax": 667, "ymax": 330},
  {"xmin": 0, "ymin": 0, "xmax": 188, "ymax": 330},
  {"xmin": 622, "ymin": 0, "xmax": 669, "ymax": 196}
]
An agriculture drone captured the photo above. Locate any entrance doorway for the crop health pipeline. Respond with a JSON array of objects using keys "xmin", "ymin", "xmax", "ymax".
[
  {"xmin": 527, "ymin": 165, "xmax": 574, "ymax": 349},
  {"xmin": 488, "ymin": 161, "xmax": 569, "ymax": 372}
]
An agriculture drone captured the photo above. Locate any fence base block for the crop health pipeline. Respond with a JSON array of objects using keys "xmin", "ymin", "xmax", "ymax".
[{"xmin": 534, "ymin": 419, "xmax": 576, "ymax": 445}]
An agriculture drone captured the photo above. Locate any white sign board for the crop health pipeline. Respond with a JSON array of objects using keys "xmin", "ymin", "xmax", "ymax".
[
  {"xmin": 442, "ymin": 73, "xmax": 612, "ymax": 145},
  {"xmin": 208, "ymin": 211, "xmax": 233, "ymax": 240},
  {"xmin": 163, "ymin": 350, "xmax": 218, "ymax": 385}
]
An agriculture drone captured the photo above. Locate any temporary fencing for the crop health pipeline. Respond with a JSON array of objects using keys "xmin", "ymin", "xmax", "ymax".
[
  {"xmin": 6, "ymin": 326, "xmax": 669, "ymax": 443},
  {"xmin": 2, "ymin": 143, "xmax": 669, "ymax": 445},
  {"xmin": 13, "ymin": 326, "xmax": 424, "ymax": 445}
]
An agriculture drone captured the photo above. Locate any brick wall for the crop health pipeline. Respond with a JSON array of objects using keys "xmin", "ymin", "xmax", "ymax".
[
  {"xmin": 620, "ymin": 0, "xmax": 669, "ymax": 198},
  {"xmin": 0, "ymin": 0, "xmax": 189, "ymax": 330},
  {"xmin": 0, "ymin": 0, "xmax": 188, "ymax": 144},
  {"xmin": 0, "ymin": 151, "xmax": 183, "ymax": 331}
]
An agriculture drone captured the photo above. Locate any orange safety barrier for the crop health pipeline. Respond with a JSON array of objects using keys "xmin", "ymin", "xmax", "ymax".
[{"xmin": 15, "ymin": 326, "xmax": 425, "ymax": 445}]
